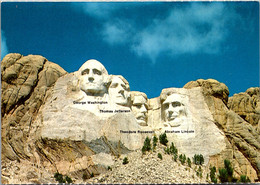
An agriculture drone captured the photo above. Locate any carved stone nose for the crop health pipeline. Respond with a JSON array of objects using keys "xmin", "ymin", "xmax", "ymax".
[
  {"xmin": 140, "ymin": 105, "xmax": 146, "ymax": 113},
  {"xmin": 168, "ymin": 105, "xmax": 174, "ymax": 112},
  {"xmin": 88, "ymin": 77, "xmax": 94, "ymax": 82}
]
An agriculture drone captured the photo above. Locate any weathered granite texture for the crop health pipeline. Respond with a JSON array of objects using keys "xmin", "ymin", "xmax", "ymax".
[
  {"xmin": 184, "ymin": 79, "xmax": 260, "ymax": 181},
  {"xmin": 1, "ymin": 53, "xmax": 67, "ymax": 161},
  {"xmin": 1, "ymin": 54, "xmax": 259, "ymax": 183},
  {"xmin": 228, "ymin": 87, "xmax": 260, "ymax": 133}
]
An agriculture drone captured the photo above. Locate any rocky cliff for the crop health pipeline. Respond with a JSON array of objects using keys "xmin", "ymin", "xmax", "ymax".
[
  {"xmin": 184, "ymin": 79, "xmax": 260, "ymax": 181},
  {"xmin": 1, "ymin": 54, "xmax": 259, "ymax": 183},
  {"xmin": 228, "ymin": 87, "xmax": 260, "ymax": 133}
]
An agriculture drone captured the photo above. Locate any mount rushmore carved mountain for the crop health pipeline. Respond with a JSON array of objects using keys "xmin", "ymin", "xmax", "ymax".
[{"xmin": 1, "ymin": 53, "xmax": 260, "ymax": 184}]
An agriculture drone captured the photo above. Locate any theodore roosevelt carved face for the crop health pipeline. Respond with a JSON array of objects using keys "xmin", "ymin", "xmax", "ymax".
[
  {"xmin": 79, "ymin": 59, "xmax": 108, "ymax": 96},
  {"xmin": 161, "ymin": 93, "xmax": 187, "ymax": 127},
  {"xmin": 108, "ymin": 75, "xmax": 130, "ymax": 106},
  {"xmin": 131, "ymin": 92, "xmax": 148, "ymax": 126}
]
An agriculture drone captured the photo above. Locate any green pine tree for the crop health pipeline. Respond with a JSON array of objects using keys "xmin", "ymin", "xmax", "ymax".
[
  {"xmin": 210, "ymin": 166, "xmax": 217, "ymax": 183},
  {"xmin": 159, "ymin": 132, "xmax": 168, "ymax": 146},
  {"xmin": 152, "ymin": 135, "xmax": 158, "ymax": 150},
  {"xmin": 239, "ymin": 175, "xmax": 251, "ymax": 183},
  {"xmin": 158, "ymin": 153, "xmax": 162, "ymax": 160},
  {"xmin": 123, "ymin": 157, "xmax": 129, "ymax": 165},
  {"xmin": 187, "ymin": 157, "xmax": 191, "ymax": 167},
  {"xmin": 142, "ymin": 137, "xmax": 151, "ymax": 154}
]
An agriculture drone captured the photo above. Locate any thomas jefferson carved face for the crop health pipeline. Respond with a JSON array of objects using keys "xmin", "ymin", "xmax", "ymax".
[
  {"xmin": 162, "ymin": 94, "xmax": 186, "ymax": 127},
  {"xmin": 109, "ymin": 75, "xmax": 130, "ymax": 106},
  {"xmin": 131, "ymin": 94, "xmax": 148, "ymax": 126},
  {"xmin": 79, "ymin": 59, "xmax": 108, "ymax": 95}
]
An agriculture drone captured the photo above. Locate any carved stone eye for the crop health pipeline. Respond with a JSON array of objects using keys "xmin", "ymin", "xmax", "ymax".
[
  {"xmin": 81, "ymin": 69, "xmax": 89, "ymax": 75},
  {"xmin": 110, "ymin": 83, "xmax": 118, "ymax": 88},
  {"xmin": 93, "ymin": 69, "xmax": 101, "ymax": 75},
  {"xmin": 164, "ymin": 103, "xmax": 169, "ymax": 109},
  {"xmin": 136, "ymin": 105, "xmax": 142, "ymax": 109},
  {"xmin": 121, "ymin": 84, "xmax": 127, "ymax": 90},
  {"xmin": 172, "ymin": 102, "xmax": 181, "ymax": 107}
]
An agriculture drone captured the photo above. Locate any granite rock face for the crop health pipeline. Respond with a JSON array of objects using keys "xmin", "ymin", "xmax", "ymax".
[
  {"xmin": 39, "ymin": 60, "xmax": 145, "ymax": 151},
  {"xmin": 148, "ymin": 87, "xmax": 226, "ymax": 164},
  {"xmin": 1, "ymin": 53, "xmax": 67, "ymax": 161},
  {"xmin": 184, "ymin": 79, "xmax": 260, "ymax": 181},
  {"xmin": 38, "ymin": 60, "xmax": 225, "ymax": 167},
  {"xmin": 2, "ymin": 58, "xmax": 147, "ymax": 183},
  {"xmin": 228, "ymin": 87, "xmax": 260, "ymax": 132},
  {"xmin": 1, "ymin": 54, "xmax": 259, "ymax": 183},
  {"xmin": 183, "ymin": 79, "xmax": 229, "ymax": 105},
  {"xmin": 1, "ymin": 54, "xmax": 68, "ymax": 182}
]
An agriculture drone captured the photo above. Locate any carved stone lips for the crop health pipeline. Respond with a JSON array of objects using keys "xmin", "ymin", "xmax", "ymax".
[
  {"xmin": 116, "ymin": 95, "xmax": 125, "ymax": 99},
  {"xmin": 168, "ymin": 116, "xmax": 177, "ymax": 121},
  {"xmin": 86, "ymin": 82, "xmax": 97, "ymax": 86},
  {"xmin": 137, "ymin": 115, "xmax": 146, "ymax": 120}
]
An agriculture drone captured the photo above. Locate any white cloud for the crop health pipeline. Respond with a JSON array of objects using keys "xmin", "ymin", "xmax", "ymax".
[
  {"xmin": 73, "ymin": 3, "xmax": 236, "ymax": 63},
  {"xmin": 1, "ymin": 30, "xmax": 9, "ymax": 59},
  {"xmin": 72, "ymin": 3, "xmax": 122, "ymax": 19},
  {"xmin": 132, "ymin": 3, "xmax": 231, "ymax": 62},
  {"xmin": 102, "ymin": 21, "xmax": 133, "ymax": 45}
]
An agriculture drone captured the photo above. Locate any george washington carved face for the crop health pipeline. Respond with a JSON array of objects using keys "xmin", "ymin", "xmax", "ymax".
[{"xmin": 79, "ymin": 59, "xmax": 108, "ymax": 96}]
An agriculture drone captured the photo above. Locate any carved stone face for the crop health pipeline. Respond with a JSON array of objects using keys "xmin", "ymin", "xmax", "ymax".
[
  {"xmin": 162, "ymin": 94, "xmax": 186, "ymax": 127},
  {"xmin": 109, "ymin": 76, "xmax": 130, "ymax": 106},
  {"xmin": 79, "ymin": 60, "xmax": 108, "ymax": 95},
  {"xmin": 132, "ymin": 95, "xmax": 148, "ymax": 126}
]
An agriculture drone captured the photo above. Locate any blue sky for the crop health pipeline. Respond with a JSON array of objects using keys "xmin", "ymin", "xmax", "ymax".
[{"xmin": 1, "ymin": 2, "xmax": 259, "ymax": 98}]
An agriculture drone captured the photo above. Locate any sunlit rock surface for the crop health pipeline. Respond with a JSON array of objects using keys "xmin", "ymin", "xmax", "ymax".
[{"xmin": 1, "ymin": 54, "xmax": 259, "ymax": 183}]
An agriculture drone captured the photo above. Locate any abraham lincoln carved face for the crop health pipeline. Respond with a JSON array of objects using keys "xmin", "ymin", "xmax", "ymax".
[{"xmin": 161, "ymin": 93, "xmax": 187, "ymax": 127}]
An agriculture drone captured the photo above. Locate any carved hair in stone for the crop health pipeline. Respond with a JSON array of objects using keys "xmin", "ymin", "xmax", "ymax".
[
  {"xmin": 130, "ymin": 91, "xmax": 148, "ymax": 126},
  {"xmin": 160, "ymin": 92, "xmax": 187, "ymax": 127},
  {"xmin": 108, "ymin": 75, "xmax": 130, "ymax": 106},
  {"xmin": 78, "ymin": 59, "xmax": 108, "ymax": 96}
]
